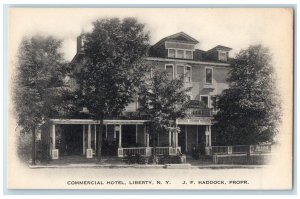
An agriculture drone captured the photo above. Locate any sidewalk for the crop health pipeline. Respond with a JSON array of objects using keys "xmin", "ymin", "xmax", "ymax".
[
  {"xmin": 29, "ymin": 163, "xmax": 266, "ymax": 169},
  {"xmin": 29, "ymin": 155, "xmax": 267, "ymax": 169}
]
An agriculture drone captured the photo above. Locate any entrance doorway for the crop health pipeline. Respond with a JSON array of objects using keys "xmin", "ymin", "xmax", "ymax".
[
  {"xmin": 60, "ymin": 125, "xmax": 83, "ymax": 156},
  {"xmin": 121, "ymin": 125, "xmax": 136, "ymax": 147}
]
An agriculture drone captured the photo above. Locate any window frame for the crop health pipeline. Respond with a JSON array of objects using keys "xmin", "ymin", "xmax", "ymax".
[
  {"xmin": 205, "ymin": 67, "xmax": 213, "ymax": 84},
  {"xmin": 165, "ymin": 64, "xmax": 175, "ymax": 80},
  {"xmin": 200, "ymin": 95, "xmax": 210, "ymax": 108},
  {"xmin": 176, "ymin": 64, "xmax": 185, "ymax": 79},
  {"xmin": 185, "ymin": 65, "xmax": 192, "ymax": 83},
  {"xmin": 167, "ymin": 48, "xmax": 194, "ymax": 60},
  {"xmin": 218, "ymin": 51, "xmax": 227, "ymax": 61},
  {"xmin": 185, "ymin": 50, "xmax": 193, "ymax": 59},
  {"xmin": 175, "ymin": 65, "xmax": 192, "ymax": 83},
  {"xmin": 168, "ymin": 49, "xmax": 176, "ymax": 58}
]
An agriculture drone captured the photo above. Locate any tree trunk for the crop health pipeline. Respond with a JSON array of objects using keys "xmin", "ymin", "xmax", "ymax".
[
  {"xmin": 97, "ymin": 118, "xmax": 104, "ymax": 162},
  {"xmin": 32, "ymin": 126, "xmax": 36, "ymax": 165}
]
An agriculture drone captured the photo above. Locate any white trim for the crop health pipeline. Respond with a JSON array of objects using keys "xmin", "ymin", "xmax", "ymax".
[
  {"xmin": 144, "ymin": 57, "xmax": 230, "ymax": 67},
  {"xmin": 165, "ymin": 64, "xmax": 175, "ymax": 80},
  {"xmin": 176, "ymin": 64, "xmax": 185, "ymax": 79},
  {"xmin": 176, "ymin": 49, "xmax": 185, "ymax": 59},
  {"xmin": 168, "ymin": 49, "xmax": 176, "ymax": 58},
  {"xmin": 185, "ymin": 50, "xmax": 193, "ymax": 60},
  {"xmin": 218, "ymin": 51, "xmax": 228, "ymax": 61},
  {"xmin": 167, "ymin": 48, "xmax": 194, "ymax": 59},
  {"xmin": 200, "ymin": 95, "xmax": 211, "ymax": 108},
  {"xmin": 175, "ymin": 64, "xmax": 192, "ymax": 83},
  {"xmin": 165, "ymin": 41, "xmax": 195, "ymax": 49},
  {"xmin": 205, "ymin": 67, "xmax": 213, "ymax": 84},
  {"xmin": 50, "ymin": 119, "xmax": 147, "ymax": 125}
]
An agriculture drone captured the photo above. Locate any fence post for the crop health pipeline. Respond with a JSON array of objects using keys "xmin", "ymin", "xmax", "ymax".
[
  {"xmin": 146, "ymin": 147, "xmax": 152, "ymax": 156},
  {"xmin": 117, "ymin": 148, "xmax": 123, "ymax": 158},
  {"xmin": 228, "ymin": 146, "xmax": 232, "ymax": 154}
]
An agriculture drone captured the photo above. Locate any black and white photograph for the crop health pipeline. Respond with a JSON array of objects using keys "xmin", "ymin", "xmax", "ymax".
[{"xmin": 6, "ymin": 7, "xmax": 293, "ymax": 190}]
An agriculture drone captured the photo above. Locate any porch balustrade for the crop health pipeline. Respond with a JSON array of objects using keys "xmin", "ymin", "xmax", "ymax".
[
  {"xmin": 187, "ymin": 108, "xmax": 213, "ymax": 117},
  {"xmin": 118, "ymin": 147, "xmax": 181, "ymax": 157}
]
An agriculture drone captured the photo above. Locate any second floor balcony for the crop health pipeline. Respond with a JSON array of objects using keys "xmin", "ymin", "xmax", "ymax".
[{"xmin": 186, "ymin": 100, "xmax": 214, "ymax": 118}]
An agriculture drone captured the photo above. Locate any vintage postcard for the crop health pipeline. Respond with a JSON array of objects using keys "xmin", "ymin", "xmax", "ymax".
[{"xmin": 6, "ymin": 7, "xmax": 293, "ymax": 190}]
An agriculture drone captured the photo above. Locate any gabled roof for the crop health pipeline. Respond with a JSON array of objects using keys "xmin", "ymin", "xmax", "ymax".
[
  {"xmin": 207, "ymin": 45, "xmax": 232, "ymax": 54},
  {"xmin": 153, "ymin": 32, "xmax": 199, "ymax": 47}
]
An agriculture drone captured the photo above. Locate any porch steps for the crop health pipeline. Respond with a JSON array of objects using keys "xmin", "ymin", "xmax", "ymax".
[{"xmin": 164, "ymin": 164, "xmax": 191, "ymax": 169}]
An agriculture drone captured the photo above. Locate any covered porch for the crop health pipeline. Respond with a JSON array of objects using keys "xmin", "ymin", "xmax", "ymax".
[{"xmin": 48, "ymin": 119, "xmax": 182, "ymax": 159}]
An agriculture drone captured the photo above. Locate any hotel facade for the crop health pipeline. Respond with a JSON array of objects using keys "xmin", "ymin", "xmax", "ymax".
[{"xmin": 46, "ymin": 32, "xmax": 232, "ymax": 160}]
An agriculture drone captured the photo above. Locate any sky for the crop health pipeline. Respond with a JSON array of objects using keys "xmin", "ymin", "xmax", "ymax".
[{"xmin": 9, "ymin": 8, "xmax": 292, "ymax": 62}]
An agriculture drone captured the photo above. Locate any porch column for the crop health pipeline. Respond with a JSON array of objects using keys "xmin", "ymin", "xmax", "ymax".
[
  {"xmin": 175, "ymin": 132, "xmax": 178, "ymax": 147},
  {"xmin": 146, "ymin": 133, "xmax": 150, "ymax": 147},
  {"xmin": 52, "ymin": 124, "xmax": 56, "ymax": 149},
  {"xmin": 118, "ymin": 125, "xmax": 122, "ymax": 148},
  {"xmin": 82, "ymin": 125, "xmax": 85, "ymax": 155},
  {"xmin": 135, "ymin": 124, "xmax": 138, "ymax": 143},
  {"xmin": 208, "ymin": 125, "xmax": 212, "ymax": 147},
  {"xmin": 51, "ymin": 124, "xmax": 58, "ymax": 159},
  {"xmin": 114, "ymin": 125, "xmax": 116, "ymax": 139},
  {"xmin": 205, "ymin": 126, "xmax": 209, "ymax": 147},
  {"xmin": 88, "ymin": 124, "xmax": 91, "ymax": 149},
  {"xmin": 185, "ymin": 125, "xmax": 188, "ymax": 152},
  {"xmin": 105, "ymin": 124, "xmax": 108, "ymax": 138},
  {"xmin": 168, "ymin": 131, "xmax": 171, "ymax": 147}
]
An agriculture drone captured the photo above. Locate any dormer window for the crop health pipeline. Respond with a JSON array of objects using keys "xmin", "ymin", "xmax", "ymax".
[
  {"xmin": 219, "ymin": 51, "xmax": 227, "ymax": 61},
  {"xmin": 185, "ymin": 50, "xmax": 193, "ymax": 59},
  {"xmin": 177, "ymin": 50, "xmax": 184, "ymax": 59},
  {"xmin": 167, "ymin": 48, "xmax": 194, "ymax": 59},
  {"xmin": 168, "ymin": 49, "xmax": 176, "ymax": 58}
]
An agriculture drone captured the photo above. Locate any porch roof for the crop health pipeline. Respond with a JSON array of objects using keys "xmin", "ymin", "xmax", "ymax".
[
  {"xmin": 50, "ymin": 118, "xmax": 213, "ymax": 125},
  {"xmin": 50, "ymin": 119, "xmax": 148, "ymax": 125}
]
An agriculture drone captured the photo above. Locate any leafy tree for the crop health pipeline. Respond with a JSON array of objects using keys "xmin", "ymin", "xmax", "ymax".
[
  {"xmin": 76, "ymin": 18, "xmax": 149, "ymax": 160},
  {"xmin": 215, "ymin": 45, "xmax": 281, "ymax": 145},
  {"xmin": 138, "ymin": 69, "xmax": 191, "ymax": 151},
  {"xmin": 14, "ymin": 36, "xmax": 68, "ymax": 164}
]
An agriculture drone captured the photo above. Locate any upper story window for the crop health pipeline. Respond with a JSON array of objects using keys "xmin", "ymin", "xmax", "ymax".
[
  {"xmin": 186, "ymin": 66, "xmax": 191, "ymax": 83},
  {"xmin": 219, "ymin": 51, "xmax": 227, "ymax": 61},
  {"xmin": 168, "ymin": 49, "xmax": 176, "ymax": 58},
  {"xmin": 185, "ymin": 50, "xmax": 193, "ymax": 59},
  {"xmin": 205, "ymin": 67, "xmax": 213, "ymax": 84},
  {"xmin": 167, "ymin": 49, "xmax": 193, "ymax": 59},
  {"xmin": 176, "ymin": 65, "xmax": 192, "ymax": 83},
  {"xmin": 200, "ymin": 95, "xmax": 210, "ymax": 108},
  {"xmin": 177, "ymin": 50, "xmax": 184, "ymax": 59},
  {"xmin": 166, "ymin": 64, "xmax": 174, "ymax": 80},
  {"xmin": 176, "ymin": 65, "xmax": 184, "ymax": 79}
]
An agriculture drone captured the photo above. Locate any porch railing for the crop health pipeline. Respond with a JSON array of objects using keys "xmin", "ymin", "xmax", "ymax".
[
  {"xmin": 118, "ymin": 147, "xmax": 181, "ymax": 157},
  {"xmin": 187, "ymin": 108, "xmax": 213, "ymax": 117},
  {"xmin": 210, "ymin": 144, "xmax": 273, "ymax": 155}
]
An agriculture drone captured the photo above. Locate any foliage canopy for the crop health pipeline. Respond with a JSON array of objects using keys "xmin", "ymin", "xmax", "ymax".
[{"xmin": 215, "ymin": 45, "xmax": 281, "ymax": 145}]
